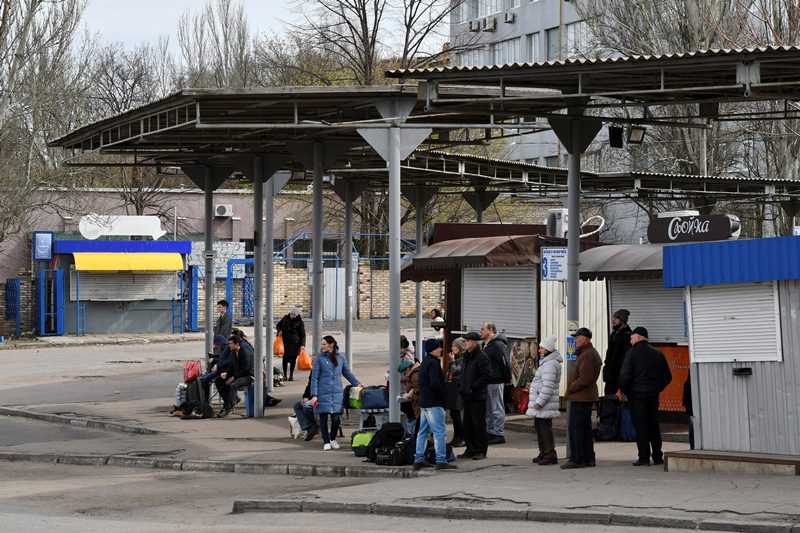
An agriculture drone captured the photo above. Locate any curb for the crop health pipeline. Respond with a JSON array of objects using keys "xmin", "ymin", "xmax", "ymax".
[
  {"xmin": 231, "ymin": 498, "xmax": 799, "ymax": 531},
  {"xmin": 0, "ymin": 406, "xmax": 162, "ymax": 435},
  {"xmin": 0, "ymin": 452, "xmax": 429, "ymax": 480},
  {"xmin": 0, "ymin": 334, "xmax": 204, "ymax": 351}
]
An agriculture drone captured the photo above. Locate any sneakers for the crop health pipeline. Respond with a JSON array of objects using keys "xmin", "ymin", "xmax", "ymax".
[
  {"xmin": 435, "ymin": 462, "xmax": 458, "ymax": 471},
  {"xmin": 413, "ymin": 461, "xmax": 433, "ymax": 471},
  {"xmin": 217, "ymin": 408, "xmax": 229, "ymax": 418},
  {"xmin": 330, "ymin": 440, "xmax": 340, "ymax": 450},
  {"xmin": 323, "ymin": 443, "xmax": 332, "ymax": 451},
  {"xmin": 487, "ymin": 435, "xmax": 506, "ymax": 445},
  {"xmin": 296, "ymin": 431, "xmax": 307, "ymax": 440},
  {"xmin": 560, "ymin": 461, "xmax": 585, "ymax": 469},
  {"xmin": 305, "ymin": 426, "xmax": 319, "ymax": 441}
]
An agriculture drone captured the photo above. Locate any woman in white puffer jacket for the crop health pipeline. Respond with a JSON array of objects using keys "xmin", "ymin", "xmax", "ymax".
[{"xmin": 526, "ymin": 336, "xmax": 563, "ymax": 465}]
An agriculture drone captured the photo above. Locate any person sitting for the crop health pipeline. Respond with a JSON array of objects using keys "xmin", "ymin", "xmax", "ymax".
[
  {"xmin": 230, "ymin": 328, "xmax": 281, "ymax": 408},
  {"xmin": 200, "ymin": 335, "xmax": 231, "ymax": 399},
  {"xmin": 215, "ymin": 335, "xmax": 253, "ymax": 418},
  {"xmin": 292, "ymin": 363, "xmax": 319, "ymax": 441}
]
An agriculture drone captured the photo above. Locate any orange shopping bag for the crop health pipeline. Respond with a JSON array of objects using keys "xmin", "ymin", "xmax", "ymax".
[
  {"xmin": 273, "ymin": 333, "xmax": 284, "ymax": 357},
  {"xmin": 297, "ymin": 347, "xmax": 312, "ymax": 371}
]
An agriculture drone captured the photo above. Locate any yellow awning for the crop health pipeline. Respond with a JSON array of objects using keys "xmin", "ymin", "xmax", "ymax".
[{"xmin": 72, "ymin": 252, "xmax": 183, "ymax": 272}]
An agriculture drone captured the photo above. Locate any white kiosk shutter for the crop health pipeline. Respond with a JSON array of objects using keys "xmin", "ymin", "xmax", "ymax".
[
  {"xmin": 609, "ymin": 279, "xmax": 687, "ymax": 343},
  {"xmin": 462, "ymin": 265, "xmax": 537, "ymax": 336},
  {"xmin": 70, "ymin": 271, "xmax": 179, "ymax": 301},
  {"xmin": 688, "ymin": 282, "xmax": 782, "ymax": 363}
]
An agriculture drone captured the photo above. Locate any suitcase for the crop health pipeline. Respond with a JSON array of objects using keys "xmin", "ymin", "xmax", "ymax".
[
  {"xmin": 619, "ymin": 403, "xmax": 636, "ymax": 442},
  {"xmin": 350, "ymin": 429, "xmax": 375, "ymax": 457}
]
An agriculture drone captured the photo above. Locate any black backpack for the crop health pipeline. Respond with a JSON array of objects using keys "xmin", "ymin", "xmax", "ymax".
[
  {"xmin": 366, "ymin": 422, "xmax": 405, "ymax": 463},
  {"xmin": 596, "ymin": 394, "xmax": 621, "ymax": 441}
]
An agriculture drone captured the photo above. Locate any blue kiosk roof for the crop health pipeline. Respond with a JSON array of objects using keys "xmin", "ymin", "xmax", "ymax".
[
  {"xmin": 663, "ymin": 236, "xmax": 800, "ymax": 288},
  {"xmin": 55, "ymin": 240, "xmax": 192, "ymax": 254}
]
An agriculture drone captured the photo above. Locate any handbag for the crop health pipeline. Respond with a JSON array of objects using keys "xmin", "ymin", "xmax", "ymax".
[
  {"xmin": 183, "ymin": 360, "xmax": 201, "ymax": 383},
  {"xmin": 273, "ymin": 333, "xmax": 284, "ymax": 357},
  {"xmin": 297, "ymin": 346, "xmax": 312, "ymax": 370},
  {"xmin": 514, "ymin": 387, "xmax": 530, "ymax": 414}
]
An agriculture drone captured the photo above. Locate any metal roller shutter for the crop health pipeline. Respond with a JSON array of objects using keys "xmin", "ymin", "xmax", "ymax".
[
  {"xmin": 688, "ymin": 282, "xmax": 781, "ymax": 363},
  {"xmin": 610, "ymin": 279, "xmax": 687, "ymax": 343},
  {"xmin": 70, "ymin": 271, "xmax": 179, "ymax": 301},
  {"xmin": 462, "ymin": 265, "xmax": 537, "ymax": 337}
]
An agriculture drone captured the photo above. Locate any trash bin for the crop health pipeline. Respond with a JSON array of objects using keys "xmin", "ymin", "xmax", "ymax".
[{"xmin": 245, "ymin": 386, "xmax": 255, "ymax": 417}]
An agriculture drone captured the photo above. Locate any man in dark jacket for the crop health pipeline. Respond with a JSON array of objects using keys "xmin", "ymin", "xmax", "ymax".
[
  {"xmin": 604, "ymin": 309, "xmax": 632, "ymax": 395},
  {"xmin": 620, "ymin": 327, "xmax": 673, "ymax": 466},
  {"xmin": 561, "ymin": 327, "xmax": 603, "ymax": 470},
  {"xmin": 480, "ymin": 322, "xmax": 510, "ymax": 445},
  {"xmin": 413, "ymin": 340, "xmax": 457, "ymax": 471},
  {"xmin": 458, "ymin": 331, "xmax": 491, "ymax": 460},
  {"xmin": 214, "ymin": 300, "xmax": 232, "ymax": 339},
  {"xmin": 215, "ymin": 335, "xmax": 253, "ymax": 418}
]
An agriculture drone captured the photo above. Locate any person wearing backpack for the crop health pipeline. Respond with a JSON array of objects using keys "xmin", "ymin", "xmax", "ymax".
[
  {"xmin": 310, "ymin": 335, "xmax": 360, "ymax": 451},
  {"xmin": 481, "ymin": 322, "xmax": 510, "ymax": 445},
  {"xmin": 526, "ymin": 336, "xmax": 563, "ymax": 466}
]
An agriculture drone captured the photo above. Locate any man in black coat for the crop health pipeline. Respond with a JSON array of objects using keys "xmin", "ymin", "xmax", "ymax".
[
  {"xmin": 214, "ymin": 300, "xmax": 232, "ymax": 339},
  {"xmin": 604, "ymin": 309, "xmax": 632, "ymax": 395},
  {"xmin": 215, "ymin": 335, "xmax": 254, "ymax": 418},
  {"xmin": 458, "ymin": 331, "xmax": 491, "ymax": 460},
  {"xmin": 620, "ymin": 327, "xmax": 673, "ymax": 466}
]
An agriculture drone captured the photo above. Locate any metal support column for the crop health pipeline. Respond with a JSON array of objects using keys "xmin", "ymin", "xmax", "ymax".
[
  {"xmin": 312, "ymin": 142, "xmax": 324, "ymax": 357},
  {"xmin": 388, "ymin": 126, "xmax": 402, "ymax": 423},
  {"xmin": 567, "ymin": 122, "xmax": 582, "ymax": 344},
  {"xmin": 204, "ymin": 167, "xmax": 214, "ymax": 362},
  {"xmin": 344, "ymin": 180, "xmax": 355, "ymax": 369},
  {"xmin": 252, "ymin": 158, "xmax": 265, "ymax": 417},
  {"xmin": 264, "ymin": 176, "xmax": 276, "ymax": 403}
]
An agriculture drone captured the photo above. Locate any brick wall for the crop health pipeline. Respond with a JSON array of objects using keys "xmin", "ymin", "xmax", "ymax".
[{"xmin": 0, "ymin": 276, "xmax": 36, "ymax": 336}]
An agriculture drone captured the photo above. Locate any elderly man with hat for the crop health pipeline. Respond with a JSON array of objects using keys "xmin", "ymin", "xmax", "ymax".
[
  {"xmin": 561, "ymin": 327, "xmax": 603, "ymax": 469},
  {"xmin": 458, "ymin": 331, "xmax": 492, "ymax": 460},
  {"xmin": 620, "ymin": 326, "xmax": 673, "ymax": 466},
  {"xmin": 604, "ymin": 309, "xmax": 632, "ymax": 395},
  {"xmin": 413, "ymin": 339, "xmax": 457, "ymax": 471}
]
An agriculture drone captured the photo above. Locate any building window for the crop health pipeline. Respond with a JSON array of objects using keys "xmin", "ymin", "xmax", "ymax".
[
  {"xmin": 492, "ymin": 37, "xmax": 520, "ymax": 65},
  {"xmin": 544, "ymin": 155, "xmax": 559, "ymax": 167},
  {"xmin": 545, "ymin": 27, "xmax": 560, "ymax": 61},
  {"xmin": 566, "ymin": 21, "xmax": 591, "ymax": 58},
  {"xmin": 527, "ymin": 32, "xmax": 540, "ymax": 62},
  {"xmin": 479, "ymin": 0, "xmax": 502, "ymax": 17},
  {"xmin": 455, "ymin": 46, "xmax": 486, "ymax": 67},
  {"xmin": 509, "ymin": 0, "xmax": 521, "ymax": 8}
]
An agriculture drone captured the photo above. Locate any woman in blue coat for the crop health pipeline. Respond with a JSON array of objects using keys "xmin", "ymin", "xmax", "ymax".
[{"xmin": 310, "ymin": 335, "xmax": 360, "ymax": 450}]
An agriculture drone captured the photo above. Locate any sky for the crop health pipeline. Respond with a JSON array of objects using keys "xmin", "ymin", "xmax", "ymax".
[{"xmin": 81, "ymin": 0, "xmax": 298, "ymax": 49}]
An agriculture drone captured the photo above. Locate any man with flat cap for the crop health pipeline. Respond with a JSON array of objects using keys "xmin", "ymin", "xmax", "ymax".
[
  {"xmin": 458, "ymin": 331, "xmax": 491, "ymax": 460},
  {"xmin": 561, "ymin": 327, "xmax": 603, "ymax": 469},
  {"xmin": 621, "ymin": 326, "xmax": 673, "ymax": 466},
  {"xmin": 604, "ymin": 309, "xmax": 632, "ymax": 395}
]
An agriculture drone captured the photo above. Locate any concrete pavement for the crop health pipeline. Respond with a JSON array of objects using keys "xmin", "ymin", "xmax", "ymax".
[{"xmin": 1, "ymin": 332, "xmax": 798, "ymax": 531}]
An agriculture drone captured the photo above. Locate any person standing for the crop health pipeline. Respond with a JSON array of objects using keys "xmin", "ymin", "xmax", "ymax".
[
  {"xmin": 620, "ymin": 327, "xmax": 673, "ymax": 466},
  {"xmin": 526, "ymin": 336, "xmax": 563, "ymax": 466},
  {"xmin": 480, "ymin": 322, "xmax": 509, "ymax": 445},
  {"xmin": 413, "ymin": 340, "xmax": 457, "ymax": 471},
  {"xmin": 561, "ymin": 327, "xmax": 602, "ymax": 469},
  {"xmin": 276, "ymin": 306, "xmax": 306, "ymax": 382},
  {"xmin": 445, "ymin": 337, "xmax": 467, "ymax": 447},
  {"xmin": 214, "ymin": 300, "xmax": 232, "ymax": 339},
  {"xmin": 310, "ymin": 335, "xmax": 360, "ymax": 451},
  {"xmin": 603, "ymin": 309, "xmax": 632, "ymax": 395},
  {"xmin": 458, "ymin": 331, "xmax": 491, "ymax": 460}
]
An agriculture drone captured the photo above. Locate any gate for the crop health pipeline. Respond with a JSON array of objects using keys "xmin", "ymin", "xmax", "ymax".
[
  {"xmin": 5, "ymin": 278, "xmax": 21, "ymax": 337},
  {"xmin": 36, "ymin": 269, "xmax": 65, "ymax": 336}
]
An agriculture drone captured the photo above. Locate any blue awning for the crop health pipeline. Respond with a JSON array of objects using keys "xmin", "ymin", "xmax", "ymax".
[
  {"xmin": 54, "ymin": 240, "xmax": 192, "ymax": 254},
  {"xmin": 663, "ymin": 236, "xmax": 800, "ymax": 287}
]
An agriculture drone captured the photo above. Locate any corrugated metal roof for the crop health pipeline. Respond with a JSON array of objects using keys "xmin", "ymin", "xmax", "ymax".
[
  {"xmin": 579, "ymin": 244, "xmax": 666, "ymax": 279},
  {"xmin": 663, "ymin": 236, "xmax": 800, "ymax": 287}
]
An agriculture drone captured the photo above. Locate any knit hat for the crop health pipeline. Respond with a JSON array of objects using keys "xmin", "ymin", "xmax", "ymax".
[
  {"xmin": 463, "ymin": 331, "xmax": 481, "ymax": 341},
  {"xmin": 397, "ymin": 360, "xmax": 414, "ymax": 373},
  {"xmin": 613, "ymin": 309, "xmax": 630, "ymax": 323},
  {"xmin": 539, "ymin": 336, "xmax": 557, "ymax": 353},
  {"xmin": 574, "ymin": 327, "xmax": 593, "ymax": 339},
  {"xmin": 632, "ymin": 326, "xmax": 649, "ymax": 338},
  {"xmin": 424, "ymin": 338, "xmax": 442, "ymax": 356},
  {"xmin": 290, "ymin": 306, "xmax": 300, "ymax": 316},
  {"xmin": 451, "ymin": 337, "xmax": 467, "ymax": 353}
]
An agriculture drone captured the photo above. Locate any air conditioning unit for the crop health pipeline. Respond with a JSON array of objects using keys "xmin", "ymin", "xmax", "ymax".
[
  {"xmin": 215, "ymin": 204, "xmax": 234, "ymax": 217},
  {"xmin": 546, "ymin": 208, "xmax": 569, "ymax": 238},
  {"xmin": 504, "ymin": 12, "xmax": 516, "ymax": 23},
  {"xmin": 469, "ymin": 20, "xmax": 481, "ymax": 32},
  {"xmin": 483, "ymin": 17, "xmax": 497, "ymax": 31}
]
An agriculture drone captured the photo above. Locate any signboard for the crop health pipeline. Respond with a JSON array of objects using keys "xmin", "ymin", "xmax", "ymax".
[
  {"xmin": 565, "ymin": 336, "xmax": 577, "ymax": 360},
  {"xmin": 541, "ymin": 247, "xmax": 567, "ymax": 281},
  {"xmin": 32, "ymin": 231, "xmax": 54, "ymax": 261},
  {"xmin": 647, "ymin": 214, "xmax": 740, "ymax": 244},
  {"xmin": 79, "ymin": 213, "xmax": 166, "ymax": 240},
  {"xmin": 794, "ymin": 226, "xmax": 800, "ymax": 236}
]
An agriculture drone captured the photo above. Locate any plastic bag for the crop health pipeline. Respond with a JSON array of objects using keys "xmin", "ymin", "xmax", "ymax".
[
  {"xmin": 273, "ymin": 333, "xmax": 284, "ymax": 357},
  {"xmin": 183, "ymin": 360, "xmax": 201, "ymax": 383},
  {"xmin": 297, "ymin": 346, "xmax": 312, "ymax": 370}
]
